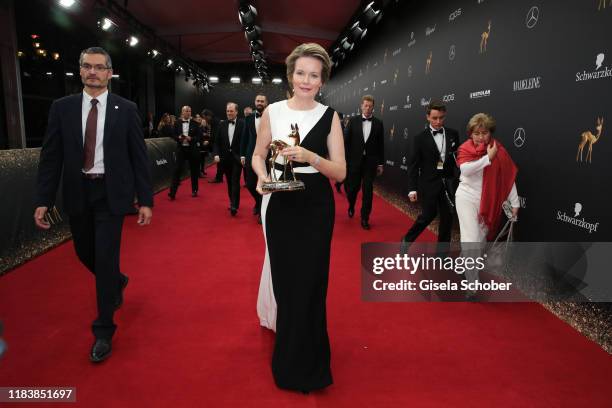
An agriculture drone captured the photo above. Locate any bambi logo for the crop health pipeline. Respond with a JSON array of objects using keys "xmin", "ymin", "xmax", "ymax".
[
  {"xmin": 576, "ymin": 117, "xmax": 604, "ymax": 163},
  {"xmin": 480, "ymin": 20, "xmax": 492, "ymax": 53},
  {"xmin": 425, "ymin": 51, "xmax": 433, "ymax": 74},
  {"xmin": 598, "ymin": 0, "xmax": 612, "ymax": 11},
  {"xmin": 380, "ymin": 99, "xmax": 385, "ymax": 116},
  {"xmin": 389, "ymin": 124, "xmax": 395, "ymax": 141},
  {"xmin": 384, "ymin": 48, "xmax": 389, "ymax": 64},
  {"xmin": 394, "ymin": 68, "xmax": 399, "ymax": 84},
  {"xmin": 408, "ymin": 32, "xmax": 416, "ymax": 47},
  {"xmin": 403, "ymin": 128, "xmax": 409, "ymax": 139},
  {"xmin": 407, "ymin": 65, "xmax": 413, "ymax": 77},
  {"xmin": 400, "ymin": 156, "xmax": 408, "ymax": 171}
]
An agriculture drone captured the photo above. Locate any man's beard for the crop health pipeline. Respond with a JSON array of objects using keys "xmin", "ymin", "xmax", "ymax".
[{"xmin": 83, "ymin": 78, "xmax": 105, "ymax": 88}]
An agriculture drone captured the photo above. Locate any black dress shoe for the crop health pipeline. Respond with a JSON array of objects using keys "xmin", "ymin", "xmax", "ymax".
[
  {"xmin": 114, "ymin": 275, "xmax": 129, "ymax": 310},
  {"xmin": 348, "ymin": 207, "xmax": 354, "ymax": 218},
  {"xmin": 168, "ymin": 192, "xmax": 175, "ymax": 201},
  {"xmin": 208, "ymin": 179, "xmax": 222, "ymax": 184},
  {"xmin": 335, "ymin": 183, "xmax": 342, "ymax": 193},
  {"xmin": 361, "ymin": 219, "xmax": 370, "ymax": 230},
  {"xmin": 192, "ymin": 191, "xmax": 198, "ymax": 197},
  {"xmin": 230, "ymin": 208, "xmax": 237, "ymax": 216},
  {"xmin": 257, "ymin": 215, "xmax": 262, "ymax": 224},
  {"xmin": 90, "ymin": 339, "xmax": 112, "ymax": 363}
]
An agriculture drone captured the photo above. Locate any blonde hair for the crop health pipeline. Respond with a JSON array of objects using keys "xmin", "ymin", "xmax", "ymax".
[
  {"xmin": 467, "ymin": 113, "xmax": 496, "ymax": 135},
  {"xmin": 361, "ymin": 94, "xmax": 375, "ymax": 104},
  {"xmin": 285, "ymin": 43, "xmax": 332, "ymax": 87}
]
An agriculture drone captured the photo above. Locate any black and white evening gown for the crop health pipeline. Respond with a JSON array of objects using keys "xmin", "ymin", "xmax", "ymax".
[{"xmin": 257, "ymin": 100, "xmax": 335, "ymax": 391}]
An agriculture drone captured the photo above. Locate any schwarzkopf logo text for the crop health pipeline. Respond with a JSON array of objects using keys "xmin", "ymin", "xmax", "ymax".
[
  {"xmin": 513, "ymin": 76, "xmax": 541, "ymax": 91},
  {"xmin": 449, "ymin": 9, "xmax": 462, "ymax": 21},
  {"xmin": 156, "ymin": 159, "xmax": 168, "ymax": 166},
  {"xmin": 426, "ymin": 25, "xmax": 436, "ymax": 36},
  {"xmin": 556, "ymin": 204, "xmax": 600, "ymax": 234},
  {"xmin": 470, "ymin": 89, "xmax": 491, "ymax": 99},
  {"xmin": 386, "ymin": 160, "xmax": 395, "ymax": 167},
  {"xmin": 421, "ymin": 97, "xmax": 432, "ymax": 107},
  {"xmin": 576, "ymin": 53, "xmax": 612, "ymax": 82}
]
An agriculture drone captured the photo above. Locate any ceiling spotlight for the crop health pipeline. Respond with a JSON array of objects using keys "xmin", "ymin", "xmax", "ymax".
[
  {"xmin": 33, "ymin": 42, "xmax": 41, "ymax": 48},
  {"xmin": 148, "ymin": 49, "xmax": 160, "ymax": 58},
  {"xmin": 230, "ymin": 76, "xmax": 241, "ymax": 84},
  {"xmin": 65, "ymin": 72, "xmax": 74, "ymax": 77},
  {"xmin": 99, "ymin": 17, "xmax": 116, "ymax": 31},
  {"xmin": 251, "ymin": 51, "xmax": 265, "ymax": 62},
  {"xmin": 166, "ymin": 59, "xmax": 174, "ymax": 68},
  {"xmin": 58, "ymin": 0, "xmax": 75, "ymax": 8},
  {"xmin": 252, "ymin": 77, "xmax": 262, "ymax": 84},
  {"xmin": 209, "ymin": 76, "xmax": 219, "ymax": 83},
  {"xmin": 127, "ymin": 36, "xmax": 139, "ymax": 47},
  {"xmin": 244, "ymin": 25, "xmax": 261, "ymax": 42},
  {"xmin": 46, "ymin": 72, "xmax": 53, "ymax": 76},
  {"xmin": 349, "ymin": 21, "xmax": 367, "ymax": 42},
  {"xmin": 52, "ymin": 52, "xmax": 60, "ymax": 60},
  {"xmin": 112, "ymin": 74, "xmax": 120, "ymax": 78},
  {"xmin": 238, "ymin": 4, "xmax": 258, "ymax": 27},
  {"xmin": 17, "ymin": 51, "xmax": 24, "ymax": 57},
  {"xmin": 250, "ymin": 40, "xmax": 263, "ymax": 51},
  {"xmin": 272, "ymin": 78, "xmax": 282, "ymax": 84},
  {"xmin": 340, "ymin": 37, "xmax": 354, "ymax": 52},
  {"xmin": 362, "ymin": 2, "xmax": 382, "ymax": 25}
]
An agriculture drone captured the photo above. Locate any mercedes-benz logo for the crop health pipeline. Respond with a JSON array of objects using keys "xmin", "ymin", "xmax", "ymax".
[
  {"xmin": 449, "ymin": 45, "xmax": 456, "ymax": 61},
  {"xmin": 526, "ymin": 6, "xmax": 539, "ymax": 29},
  {"xmin": 514, "ymin": 127, "xmax": 526, "ymax": 148}
]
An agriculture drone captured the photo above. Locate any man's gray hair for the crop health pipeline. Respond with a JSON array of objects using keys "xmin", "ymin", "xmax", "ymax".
[{"xmin": 79, "ymin": 47, "xmax": 113, "ymax": 68}]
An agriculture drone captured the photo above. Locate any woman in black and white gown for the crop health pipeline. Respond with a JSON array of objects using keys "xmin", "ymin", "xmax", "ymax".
[{"xmin": 252, "ymin": 43, "xmax": 346, "ymax": 392}]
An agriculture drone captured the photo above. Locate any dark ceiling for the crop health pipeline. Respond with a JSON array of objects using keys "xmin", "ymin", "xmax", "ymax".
[{"xmin": 78, "ymin": 0, "xmax": 366, "ymax": 65}]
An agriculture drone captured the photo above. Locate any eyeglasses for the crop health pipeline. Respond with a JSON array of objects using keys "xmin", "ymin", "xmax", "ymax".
[{"xmin": 80, "ymin": 64, "xmax": 111, "ymax": 72}]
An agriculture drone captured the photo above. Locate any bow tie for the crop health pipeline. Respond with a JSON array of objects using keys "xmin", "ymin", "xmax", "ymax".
[
  {"xmin": 255, "ymin": 112, "xmax": 261, "ymax": 118},
  {"xmin": 182, "ymin": 120, "xmax": 190, "ymax": 123},
  {"xmin": 431, "ymin": 128, "xmax": 443, "ymax": 135},
  {"xmin": 228, "ymin": 120, "xmax": 235, "ymax": 125},
  {"xmin": 362, "ymin": 117, "xmax": 372, "ymax": 122}
]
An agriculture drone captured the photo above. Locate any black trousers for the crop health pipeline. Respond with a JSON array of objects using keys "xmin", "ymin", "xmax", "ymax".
[
  {"xmin": 403, "ymin": 182, "xmax": 453, "ymax": 242},
  {"xmin": 346, "ymin": 160, "xmax": 376, "ymax": 221},
  {"xmin": 69, "ymin": 178, "xmax": 125, "ymax": 340},
  {"xmin": 170, "ymin": 146, "xmax": 199, "ymax": 195},
  {"xmin": 220, "ymin": 157, "xmax": 242, "ymax": 210},
  {"xmin": 244, "ymin": 162, "xmax": 261, "ymax": 214}
]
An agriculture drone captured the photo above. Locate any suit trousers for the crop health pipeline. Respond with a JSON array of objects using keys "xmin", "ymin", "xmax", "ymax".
[
  {"xmin": 69, "ymin": 178, "xmax": 125, "ymax": 340},
  {"xmin": 220, "ymin": 157, "xmax": 242, "ymax": 210},
  {"xmin": 346, "ymin": 159, "xmax": 376, "ymax": 221},
  {"xmin": 244, "ymin": 162, "xmax": 262, "ymax": 214},
  {"xmin": 170, "ymin": 146, "xmax": 199, "ymax": 195},
  {"xmin": 403, "ymin": 181, "xmax": 453, "ymax": 243}
]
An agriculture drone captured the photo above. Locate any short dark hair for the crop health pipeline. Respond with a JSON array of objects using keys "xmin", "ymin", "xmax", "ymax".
[
  {"xmin": 426, "ymin": 101, "xmax": 446, "ymax": 115},
  {"xmin": 201, "ymin": 109, "xmax": 213, "ymax": 117},
  {"xmin": 79, "ymin": 47, "xmax": 112, "ymax": 68}
]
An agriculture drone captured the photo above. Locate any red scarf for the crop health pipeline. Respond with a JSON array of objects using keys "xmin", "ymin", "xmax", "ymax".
[{"xmin": 457, "ymin": 138, "xmax": 517, "ymax": 240}]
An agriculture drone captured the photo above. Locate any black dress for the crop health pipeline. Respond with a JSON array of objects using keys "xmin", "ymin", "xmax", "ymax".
[{"xmin": 263, "ymin": 101, "xmax": 335, "ymax": 391}]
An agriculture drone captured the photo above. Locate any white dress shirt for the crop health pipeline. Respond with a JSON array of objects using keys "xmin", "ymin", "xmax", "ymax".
[
  {"xmin": 429, "ymin": 125, "xmax": 446, "ymax": 163},
  {"xmin": 228, "ymin": 121, "xmax": 236, "ymax": 147},
  {"xmin": 81, "ymin": 90, "xmax": 108, "ymax": 174},
  {"xmin": 362, "ymin": 115, "xmax": 373, "ymax": 144}
]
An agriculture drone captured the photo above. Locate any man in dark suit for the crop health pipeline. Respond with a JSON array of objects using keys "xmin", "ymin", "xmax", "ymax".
[
  {"xmin": 168, "ymin": 105, "xmax": 203, "ymax": 199},
  {"xmin": 240, "ymin": 94, "xmax": 268, "ymax": 223},
  {"xmin": 213, "ymin": 102, "xmax": 244, "ymax": 216},
  {"xmin": 345, "ymin": 95, "xmax": 385, "ymax": 230},
  {"xmin": 402, "ymin": 101, "xmax": 459, "ymax": 244},
  {"xmin": 34, "ymin": 47, "xmax": 153, "ymax": 363}
]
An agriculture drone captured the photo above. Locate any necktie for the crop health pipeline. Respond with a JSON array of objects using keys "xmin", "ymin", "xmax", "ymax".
[
  {"xmin": 228, "ymin": 120, "xmax": 235, "ymax": 125},
  {"xmin": 432, "ymin": 128, "xmax": 443, "ymax": 135},
  {"xmin": 362, "ymin": 117, "xmax": 372, "ymax": 122},
  {"xmin": 83, "ymin": 99, "xmax": 98, "ymax": 171}
]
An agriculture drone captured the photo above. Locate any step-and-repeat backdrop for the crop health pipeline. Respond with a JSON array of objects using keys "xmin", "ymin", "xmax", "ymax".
[{"xmin": 323, "ymin": 0, "xmax": 611, "ymax": 241}]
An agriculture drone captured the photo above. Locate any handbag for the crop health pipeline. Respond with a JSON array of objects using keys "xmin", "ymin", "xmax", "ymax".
[{"xmin": 484, "ymin": 200, "xmax": 516, "ymax": 276}]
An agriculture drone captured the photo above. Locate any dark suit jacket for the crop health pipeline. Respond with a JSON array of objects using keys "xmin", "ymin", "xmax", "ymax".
[
  {"xmin": 213, "ymin": 119, "xmax": 244, "ymax": 163},
  {"xmin": 173, "ymin": 118, "xmax": 203, "ymax": 150},
  {"xmin": 36, "ymin": 92, "xmax": 153, "ymax": 216},
  {"xmin": 407, "ymin": 126, "xmax": 459, "ymax": 199},
  {"xmin": 240, "ymin": 114, "xmax": 258, "ymax": 163},
  {"xmin": 345, "ymin": 116, "xmax": 385, "ymax": 173}
]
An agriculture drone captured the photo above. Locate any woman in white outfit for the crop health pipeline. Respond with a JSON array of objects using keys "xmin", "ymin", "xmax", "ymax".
[{"xmin": 455, "ymin": 113, "xmax": 519, "ymax": 242}]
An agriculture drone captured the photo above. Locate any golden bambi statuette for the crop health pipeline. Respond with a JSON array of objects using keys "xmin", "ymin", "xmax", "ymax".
[{"xmin": 262, "ymin": 124, "xmax": 306, "ymax": 192}]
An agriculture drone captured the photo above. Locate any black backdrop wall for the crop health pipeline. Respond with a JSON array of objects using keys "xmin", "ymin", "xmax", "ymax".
[{"xmin": 324, "ymin": 0, "xmax": 611, "ymax": 241}]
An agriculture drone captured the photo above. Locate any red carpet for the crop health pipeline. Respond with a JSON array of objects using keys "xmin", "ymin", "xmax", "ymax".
[{"xmin": 1, "ymin": 169, "xmax": 610, "ymax": 407}]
